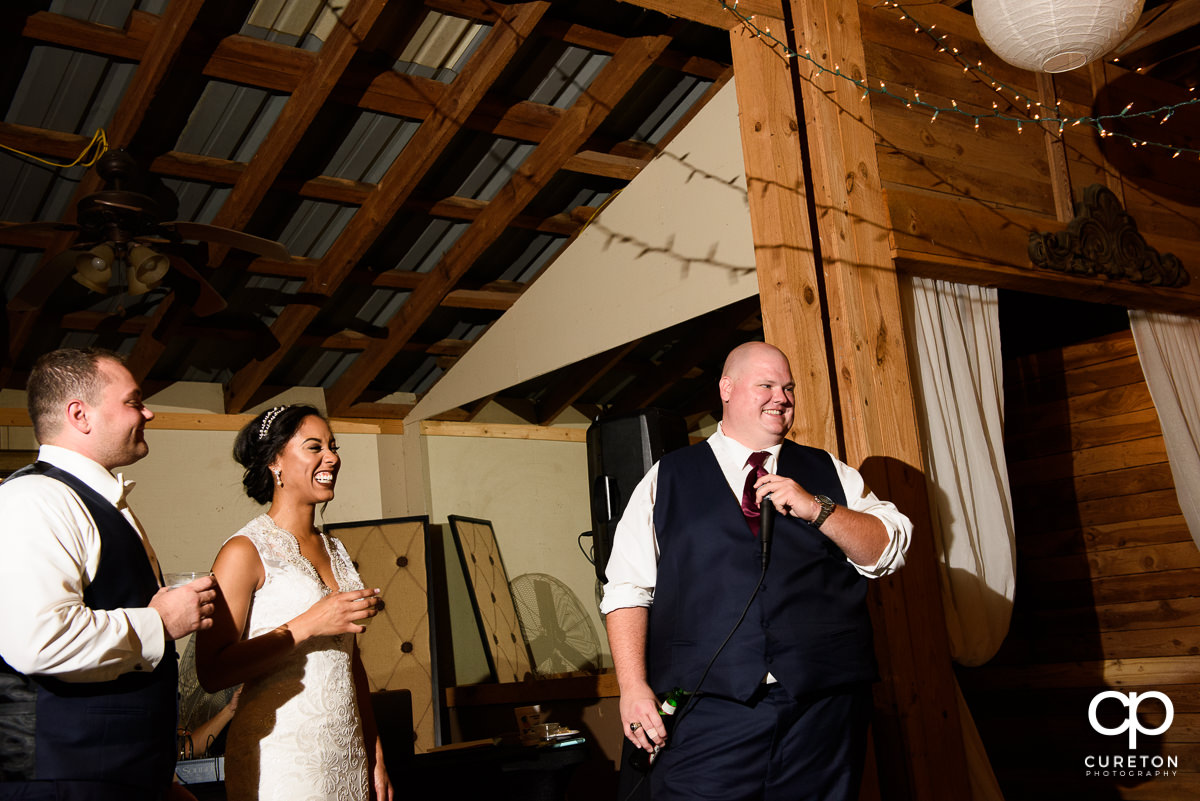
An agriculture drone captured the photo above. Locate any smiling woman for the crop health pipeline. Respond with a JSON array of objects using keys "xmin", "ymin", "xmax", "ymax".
[{"xmin": 194, "ymin": 404, "xmax": 393, "ymax": 801}]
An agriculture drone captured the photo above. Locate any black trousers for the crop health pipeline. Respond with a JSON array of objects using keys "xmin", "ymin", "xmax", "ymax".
[{"xmin": 648, "ymin": 682, "xmax": 872, "ymax": 801}]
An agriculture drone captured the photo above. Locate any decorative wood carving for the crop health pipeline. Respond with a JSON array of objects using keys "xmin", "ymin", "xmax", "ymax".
[{"xmin": 1028, "ymin": 184, "xmax": 1189, "ymax": 287}]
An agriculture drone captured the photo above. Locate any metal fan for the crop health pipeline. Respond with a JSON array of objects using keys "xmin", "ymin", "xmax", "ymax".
[
  {"xmin": 6, "ymin": 147, "xmax": 289, "ymax": 316},
  {"xmin": 510, "ymin": 572, "xmax": 603, "ymax": 677}
]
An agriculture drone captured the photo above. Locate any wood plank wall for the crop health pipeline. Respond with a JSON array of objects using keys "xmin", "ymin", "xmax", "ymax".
[
  {"xmin": 859, "ymin": 0, "xmax": 1200, "ymax": 301},
  {"xmin": 958, "ymin": 328, "xmax": 1200, "ymax": 800}
]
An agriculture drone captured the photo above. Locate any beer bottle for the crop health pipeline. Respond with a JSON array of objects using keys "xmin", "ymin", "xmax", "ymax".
[{"xmin": 628, "ymin": 688, "xmax": 691, "ymax": 771}]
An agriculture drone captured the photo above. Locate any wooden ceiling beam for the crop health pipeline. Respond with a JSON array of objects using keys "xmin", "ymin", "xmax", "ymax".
[
  {"xmin": 536, "ymin": 340, "xmax": 639, "ymax": 425},
  {"xmin": 20, "ymin": 9, "xmax": 155, "ymax": 61},
  {"xmin": 425, "ymin": 0, "xmax": 730, "ymax": 77},
  {"xmin": 247, "ymin": 258, "xmax": 522, "ymax": 309},
  {"xmin": 59, "ymin": 310, "xmax": 259, "ymax": 338},
  {"xmin": 1114, "ymin": 0, "xmax": 1200, "ymax": 61},
  {"xmin": 141, "ymin": 149, "xmax": 588, "ymax": 233},
  {"xmin": 223, "ymin": 2, "xmax": 552, "ymax": 413},
  {"xmin": 330, "ymin": 401, "xmax": 414, "ymax": 419},
  {"xmin": 0, "ymin": 129, "xmax": 621, "ymax": 228},
  {"xmin": 325, "ymin": 28, "xmax": 675, "ymax": 415},
  {"xmin": 425, "ymin": 339, "xmax": 473, "ymax": 356},
  {"xmin": 541, "ymin": 18, "xmax": 729, "ymax": 79},
  {"xmin": 4, "ymin": 0, "xmax": 242, "ymax": 382},
  {"xmin": 440, "ymin": 287, "xmax": 521, "ymax": 311},
  {"xmin": 57, "ymin": 311, "xmax": 473, "ymax": 365},
  {"xmin": 616, "ymin": 0, "xmax": 782, "ymax": 29},
  {"xmin": 0, "ymin": 122, "xmax": 91, "ymax": 163},
  {"xmin": 608, "ymin": 299, "xmax": 759, "ymax": 413},
  {"xmin": 0, "ymin": 224, "xmax": 55, "ymax": 250},
  {"xmin": 562, "ymin": 151, "xmax": 646, "ymax": 180},
  {"xmin": 20, "ymin": 10, "xmax": 727, "ymax": 138},
  {"xmin": 461, "ymin": 392, "xmax": 498, "ymax": 421},
  {"xmin": 125, "ymin": 0, "xmax": 401, "ymax": 381},
  {"xmin": 204, "ymin": 0, "xmax": 398, "ymax": 247}
]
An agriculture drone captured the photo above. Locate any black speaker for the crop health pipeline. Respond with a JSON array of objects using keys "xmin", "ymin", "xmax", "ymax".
[{"xmin": 586, "ymin": 409, "xmax": 690, "ymax": 583}]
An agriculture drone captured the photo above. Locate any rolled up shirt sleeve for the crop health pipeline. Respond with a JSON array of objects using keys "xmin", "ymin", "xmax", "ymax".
[
  {"xmin": 834, "ymin": 458, "xmax": 912, "ymax": 578},
  {"xmin": 0, "ymin": 476, "xmax": 164, "ymax": 681},
  {"xmin": 598, "ymin": 463, "xmax": 661, "ymax": 614}
]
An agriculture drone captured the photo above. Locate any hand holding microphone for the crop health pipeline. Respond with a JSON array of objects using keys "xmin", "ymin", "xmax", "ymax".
[{"xmin": 760, "ymin": 491, "xmax": 775, "ymax": 570}]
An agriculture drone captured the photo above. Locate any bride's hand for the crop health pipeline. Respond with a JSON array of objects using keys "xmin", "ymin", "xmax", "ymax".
[
  {"xmin": 371, "ymin": 759, "xmax": 392, "ymax": 801},
  {"xmin": 292, "ymin": 588, "xmax": 380, "ymax": 639}
]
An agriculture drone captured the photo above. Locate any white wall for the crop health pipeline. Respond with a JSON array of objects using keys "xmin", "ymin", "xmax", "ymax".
[
  {"xmin": 125, "ymin": 428, "xmax": 392, "ymax": 575},
  {"xmin": 423, "ymin": 429, "xmax": 606, "ymax": 683}
]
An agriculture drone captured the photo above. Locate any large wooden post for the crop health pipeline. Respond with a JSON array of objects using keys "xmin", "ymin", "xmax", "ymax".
[{"xmin": 730, "ymin": 2, "xmax": 973, "ymax": 799}]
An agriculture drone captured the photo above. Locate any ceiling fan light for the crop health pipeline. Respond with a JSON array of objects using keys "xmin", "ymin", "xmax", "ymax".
[
  {"xmin": 127, "ymin": 245, "xmax": 170, "ymax": 295},
  {"xmin": 73, "ymin": 245, "xmax": 114, "ymax": 294}
]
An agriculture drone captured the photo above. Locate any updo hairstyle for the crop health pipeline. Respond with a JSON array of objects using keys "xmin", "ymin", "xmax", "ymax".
[{"xmin": 233, "ymin": 404, "xmax": 326, "ymax": 504}]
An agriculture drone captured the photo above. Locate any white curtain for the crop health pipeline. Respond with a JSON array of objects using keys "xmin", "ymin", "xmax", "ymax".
[
  {"xmin": 901, "ymin": 277, "xmax": 1013, "ymax": 801},
  {"xmin": 901, "ymin": 276, "xmax": 1017, "ymax": 667},
  {"xmin": 1129, "ymin": 309, "xmax": 1200, "ymax": 546}
]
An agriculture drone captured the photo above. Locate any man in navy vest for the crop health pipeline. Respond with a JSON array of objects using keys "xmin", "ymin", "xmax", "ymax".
[
  {"xmin": 601, "ymin": 342, "xmax": 912, "ymax": 801},
  {"xmin": 0, "ymin": 348, "xmax": 217, "ymax": 800}
]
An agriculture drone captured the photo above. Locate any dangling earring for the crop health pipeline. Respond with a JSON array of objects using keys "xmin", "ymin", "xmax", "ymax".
[{"xmin": 272, "ymin": 467, "xmax": 283, "ymax": 487}]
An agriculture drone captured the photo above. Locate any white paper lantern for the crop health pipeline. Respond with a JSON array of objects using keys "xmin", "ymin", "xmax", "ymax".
[{"xmin": 973, "ymin": 0, "xmax": 1144, "ymax": 73}]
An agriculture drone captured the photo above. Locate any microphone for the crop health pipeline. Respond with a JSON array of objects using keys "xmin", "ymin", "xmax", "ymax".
[{"xmin": 760, "ymin": 492, "xmax": 775, "ymax": 570}]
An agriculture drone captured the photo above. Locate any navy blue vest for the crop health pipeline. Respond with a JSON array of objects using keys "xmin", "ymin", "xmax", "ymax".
[
  {"xmin": 0, "ymin": 462, "xmax": 176, "ymax": 798},
  {"xmin": 647, "ymin": 440, "xmax": 877, "ymax": 701}
]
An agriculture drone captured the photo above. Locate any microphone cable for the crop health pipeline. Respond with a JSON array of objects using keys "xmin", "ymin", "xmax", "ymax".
[{"xmin": 620, "ymin": 495, "xmax": 775, "ymax": 801}]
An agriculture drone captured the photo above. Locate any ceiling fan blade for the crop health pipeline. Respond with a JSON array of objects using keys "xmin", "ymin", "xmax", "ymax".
[
  {"xmin": 0, "ymin": 221, "xmax": 82, "ymax": 250},
  {"xmin": 163, "ymin": 221, "xmax": 290, "ymax": 261},
  {"xmin": 0, "ymin": 221, "xmax": 80, "ymax": 235},
  {"xmin": 9, "ymin": 249, "xmax": 86, "ymax": 311},
  {"xmin": 165, "ymin": 254, "xmax": 228, "ymax": 317}
]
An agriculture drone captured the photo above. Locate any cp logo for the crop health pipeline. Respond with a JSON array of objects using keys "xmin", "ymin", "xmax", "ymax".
[{"xmin": 1088, "ymin": 690, "xmax": 1173, "ymax": 749}]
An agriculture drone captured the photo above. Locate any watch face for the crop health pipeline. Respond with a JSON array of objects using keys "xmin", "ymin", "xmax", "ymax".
[{"xmin": 813, "ymin": 495, "xmax": 835, "ymax": 528}]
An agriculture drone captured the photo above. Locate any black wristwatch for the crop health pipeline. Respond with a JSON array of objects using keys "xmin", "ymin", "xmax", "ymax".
[{"xmin": 810, "ymin": 495, "xmax": 836, "ymax": 529}]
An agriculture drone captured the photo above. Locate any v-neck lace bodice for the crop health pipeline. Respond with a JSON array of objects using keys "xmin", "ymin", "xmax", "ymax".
[{"xmin": 260, "ymin": 514, "xmax": 346, "ymax": 595}]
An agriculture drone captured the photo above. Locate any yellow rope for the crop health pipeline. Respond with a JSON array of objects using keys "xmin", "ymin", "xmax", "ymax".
[{"xmin": 0, "ymin": 128, "xmax": 108, "ymax": 169}]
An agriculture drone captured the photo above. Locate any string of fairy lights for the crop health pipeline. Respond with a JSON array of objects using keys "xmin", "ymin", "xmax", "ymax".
[{"xmin": 719, "ymin": 0, "xmax": 1200, "ymax": 159}]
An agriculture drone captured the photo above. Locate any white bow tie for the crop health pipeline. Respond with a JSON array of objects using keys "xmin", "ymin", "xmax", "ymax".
[{"xmin": 115, "ymin": 473, "xmax": 136, "ymax": 508}]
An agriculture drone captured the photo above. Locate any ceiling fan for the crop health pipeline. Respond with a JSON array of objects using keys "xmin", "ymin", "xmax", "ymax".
[{"xmin": 6, "ymin": 148, "xmax": 290, "ymax": 316}]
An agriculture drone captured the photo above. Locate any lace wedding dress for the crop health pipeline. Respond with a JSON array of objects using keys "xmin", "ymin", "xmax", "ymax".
[{"xmin": 223, "ymin": 514, "xmax": 369, "ymax": 801}]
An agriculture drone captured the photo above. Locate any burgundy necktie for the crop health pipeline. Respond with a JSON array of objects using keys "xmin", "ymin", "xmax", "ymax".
[{"xmin": 741, "ymin": 451, "xmax": 770, "ymax": 537}]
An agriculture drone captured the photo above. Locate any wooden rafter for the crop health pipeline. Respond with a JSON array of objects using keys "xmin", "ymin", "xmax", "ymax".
[
  {"xmin": 325, "ymin": 28, "xmax": 676, "ymax": 415},
  {"xmin": 608, "ymin": 299, "xmax": 759, "ymax": 413},
  {"xmin": 124, "ymin": 0, "xmax": 398, "ymax": 379},
  {"xmin": 0, "ymin": 125, "xmax": 619, "ymax": 239},
  {"xmin": 618, "ymin": 0, "xmax": 783, "ymax": 28},
  {"xmin": 223, "ymin": 1, "xmax": 552, "ymax": 413},
  {"xmin": 19, "ymin": 8, "xmax": 727, "ymax": 123},
  {"xmin": 1114, "ymin": 0, "xmax": 1200, "ymax": 60},
  {"xmin": 205, "ymin": 0, "xmax": 398, "ymax": 243},
  {"xmin": 536, "ymin": 340, "xmax": 639, "ymax": 424},
  {"xmin": 3, "ymin": 0, "xmax": 249, "ymax": 381}
]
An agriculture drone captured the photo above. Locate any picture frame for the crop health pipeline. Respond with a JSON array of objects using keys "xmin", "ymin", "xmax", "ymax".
[
  {"xmin": 446, "ymin": 515, "xmax": 534, "ymax": 684},
  {"xmin": 325, "ymin": 515, "xmax": 443, "ymax": 751}
]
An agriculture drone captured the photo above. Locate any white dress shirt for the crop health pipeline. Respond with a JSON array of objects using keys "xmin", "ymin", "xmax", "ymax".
[
  {"xmin": 0, "ymin": 444, "xmax": 166, "ymax": 680},
  {"xmin": 599, "ymin": 423, "xmax": 912, "ymax": 614}
]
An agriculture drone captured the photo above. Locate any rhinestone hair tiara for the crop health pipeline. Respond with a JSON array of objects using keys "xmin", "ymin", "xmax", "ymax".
[{"xmin": 258, "ymin": 406, "xmax": 286, "ymax": 440}]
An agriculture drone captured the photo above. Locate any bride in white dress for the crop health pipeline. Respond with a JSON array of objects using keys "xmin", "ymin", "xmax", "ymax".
[{"xmin": 197, "ymin": 405, "xmax": 392, "ymax": 801}]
